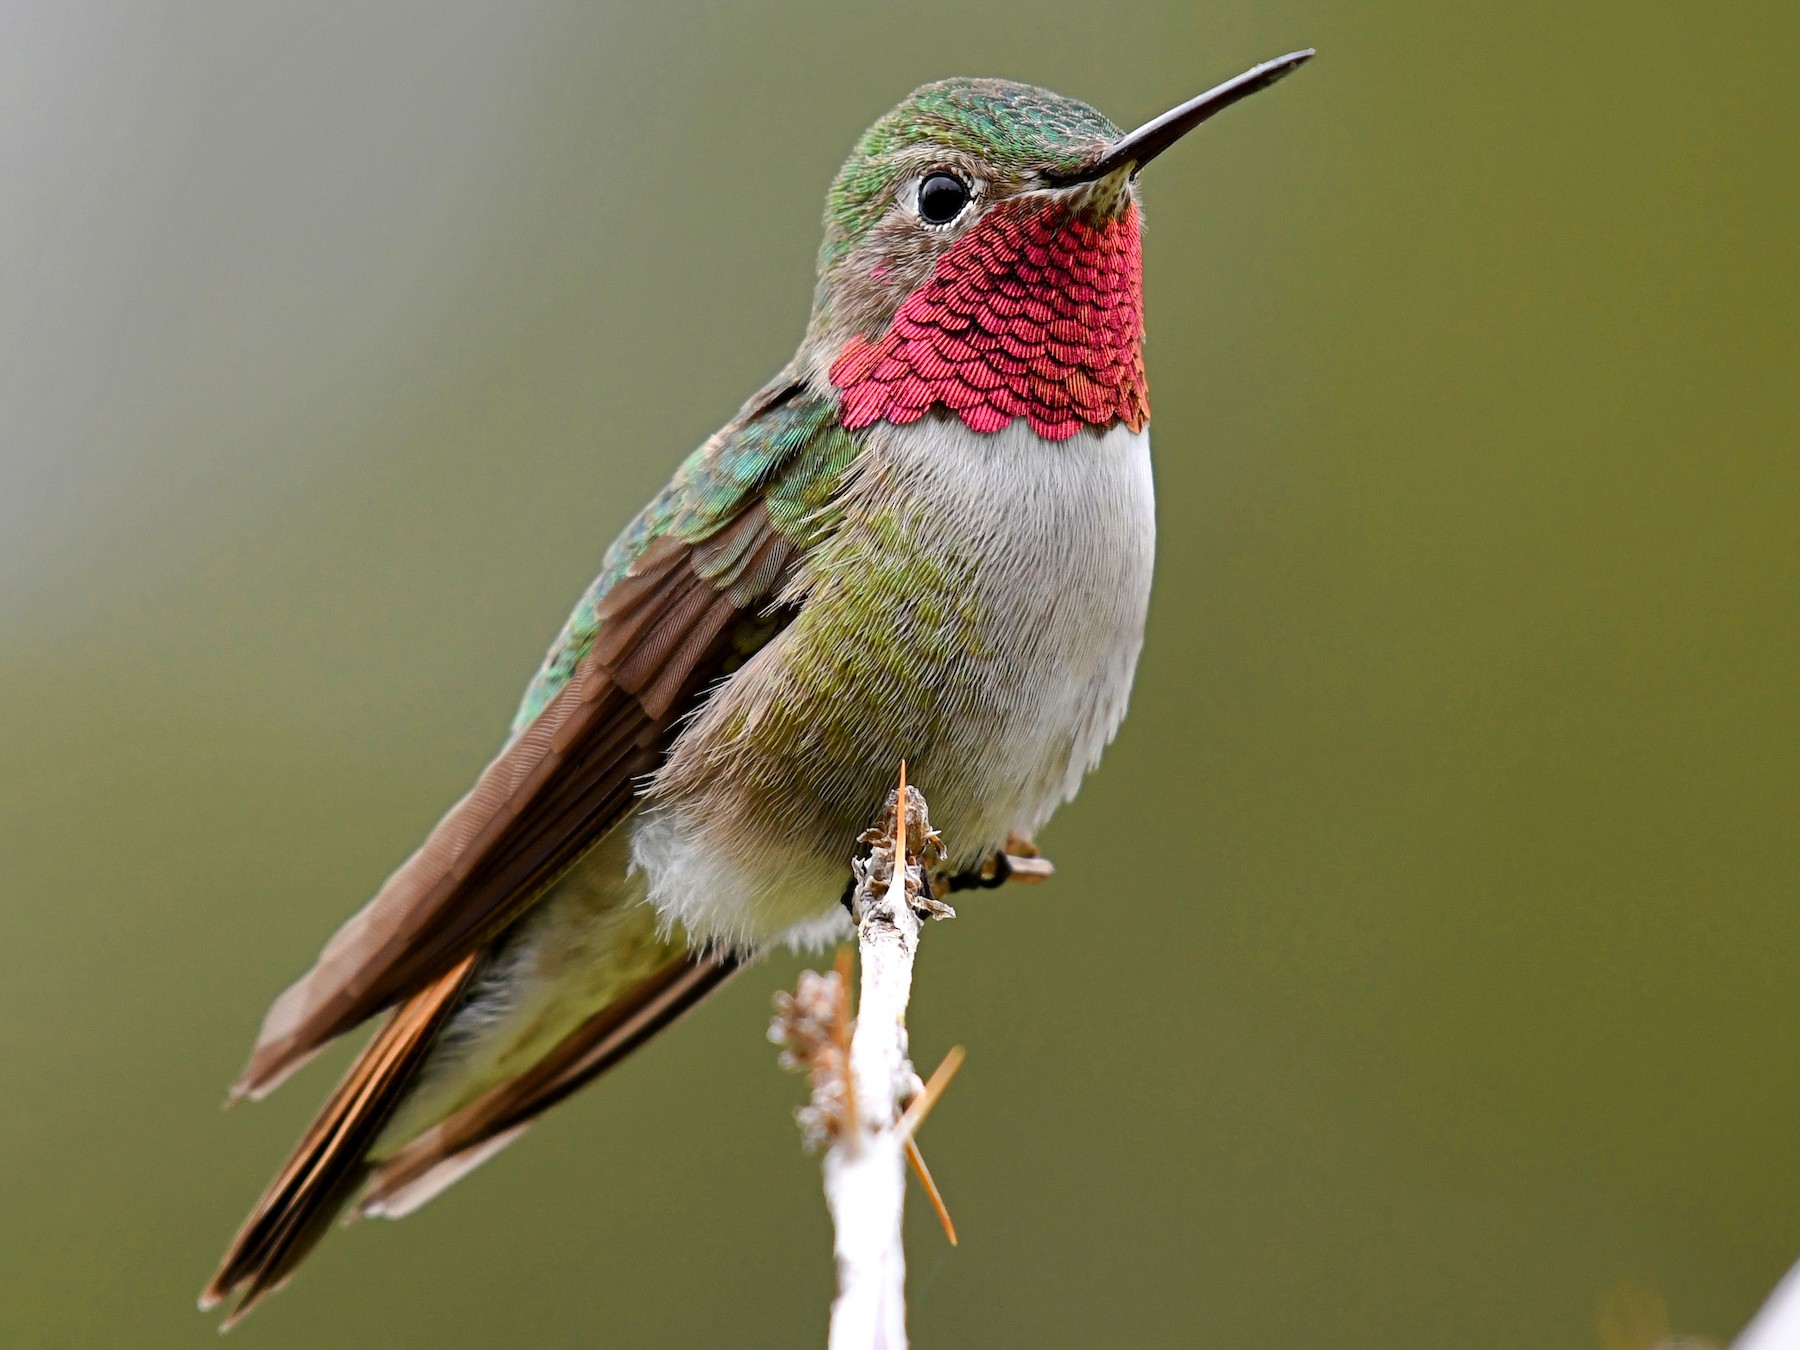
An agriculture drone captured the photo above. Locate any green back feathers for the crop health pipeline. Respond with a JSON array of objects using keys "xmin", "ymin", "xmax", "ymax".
[{"xmin": 511, "ymin": 383, "xmax": 859, "ymax": 734}]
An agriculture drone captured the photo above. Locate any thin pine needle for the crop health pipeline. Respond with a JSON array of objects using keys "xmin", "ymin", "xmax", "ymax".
[
  {"xmin": 898, "ymin": 1045, "xmax": 965, "ymax": 1140},
  {"xmin": 904, "ymin": 1137, "xmax": 958, "ymax": 1246}
]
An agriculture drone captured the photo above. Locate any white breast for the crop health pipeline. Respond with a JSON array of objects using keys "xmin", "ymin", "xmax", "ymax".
[
  {"xmin": 633, "ymin": 414, "xmax": 1156, "ymax": 950},
  {"xmin": 876, "ymin": 415, "xmax": 1157, "ymax": 838}
]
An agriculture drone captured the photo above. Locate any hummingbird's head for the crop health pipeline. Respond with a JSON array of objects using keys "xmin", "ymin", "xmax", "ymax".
[{"xmin": 806, "ymin": 53, "xmax": 1313, "ymax": 441}]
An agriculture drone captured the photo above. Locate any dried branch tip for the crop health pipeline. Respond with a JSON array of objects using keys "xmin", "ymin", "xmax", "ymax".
[{"xmin": 851, "ymin": 773, "xmax": 952, "ymax": 924}]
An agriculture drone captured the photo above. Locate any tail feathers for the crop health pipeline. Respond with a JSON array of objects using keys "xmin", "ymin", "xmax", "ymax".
[
  {"xmin": 201, "ymin": 955, "xmax": 475, "ymax": 1328},
  {"xmin": 357, "ymin": 1123, "xmax": 531, "ymax": 1220},
  {"xmin": 359, "ymin": 950, "xmax": 740, "ymax": 1218}
]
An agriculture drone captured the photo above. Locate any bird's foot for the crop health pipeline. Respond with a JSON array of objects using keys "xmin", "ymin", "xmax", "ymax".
[{"xmin": 937, "ymin": 834, "xmax": 1055, "ymax": 893}]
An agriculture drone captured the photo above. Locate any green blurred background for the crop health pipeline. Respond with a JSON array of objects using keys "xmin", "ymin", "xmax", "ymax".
[{"xmin": 2, "ymin": 2, "xmax": 1796, "ymax": 1345}]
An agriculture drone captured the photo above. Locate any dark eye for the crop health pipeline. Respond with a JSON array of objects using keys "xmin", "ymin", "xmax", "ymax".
[{"xmin": 918, "ymin": 172, "xmax": 971, "ymax": 225}]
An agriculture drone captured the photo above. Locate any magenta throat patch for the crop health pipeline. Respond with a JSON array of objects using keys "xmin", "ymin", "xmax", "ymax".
[{"xmin": 831, "ymin": 199, "xmax": 1148, "ymax": 442}]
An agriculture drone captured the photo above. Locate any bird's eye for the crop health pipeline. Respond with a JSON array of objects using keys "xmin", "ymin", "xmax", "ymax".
[{"xmin": 917, "ymin": 172, "xmax": 972, "ymax": 225}]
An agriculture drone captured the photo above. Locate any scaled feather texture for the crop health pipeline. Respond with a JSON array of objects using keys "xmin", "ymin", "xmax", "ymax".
[{"xmin": 831, "ymin": 199, "xmax": 1147, "ymax": 440}]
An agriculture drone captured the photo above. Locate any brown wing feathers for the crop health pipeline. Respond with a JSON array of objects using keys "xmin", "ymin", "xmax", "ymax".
[
  {"xmin": 235, "ymin": 656, "xmax": 646, "ymax": 1100},
  {"xmin": 208, "ymin": 503, "xmax": 795, "ymax": 1322},
  {"xmin": 235, "ymin": 506, "xmax": 792, "ymax": 1101}
]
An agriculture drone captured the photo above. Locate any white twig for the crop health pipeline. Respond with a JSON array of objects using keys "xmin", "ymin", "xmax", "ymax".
[
  {"xmin": 771, "ymin": 767, "xmax": 954, "ymax": 1350},
  {"xmin": 827, "ymin": 816, "xmax": 919, "ymax": 1348}
]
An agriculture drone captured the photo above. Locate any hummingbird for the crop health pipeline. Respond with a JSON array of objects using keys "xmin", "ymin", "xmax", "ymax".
[{"xmin": 202, "ymin": 50, "xmax": 1313, "ymax": 1325}]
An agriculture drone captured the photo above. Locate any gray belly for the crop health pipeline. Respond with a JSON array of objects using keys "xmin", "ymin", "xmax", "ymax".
[{"xmin": 633, "ymin": 414, "xmax": 1156, "ymax": 949}]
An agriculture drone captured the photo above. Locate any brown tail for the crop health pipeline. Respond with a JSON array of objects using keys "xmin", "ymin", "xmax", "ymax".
[
  {"xmin": 359, "ymin": 949, "xmax": 740, "ymax": 1218},
  {"xmin": 201, "ymin": 955, "xmax": 476, "ymax": 1328}
]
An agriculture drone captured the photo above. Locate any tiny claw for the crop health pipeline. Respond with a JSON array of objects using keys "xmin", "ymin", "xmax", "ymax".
[{"xmin": 1001, "ymin": 852, "xmax": 1054, "ymax": 884}]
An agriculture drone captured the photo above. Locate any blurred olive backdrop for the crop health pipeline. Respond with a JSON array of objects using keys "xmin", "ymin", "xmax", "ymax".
[{"xmin": 2, "ymin": 2, "xmax": 1797, "ymax": 1346}]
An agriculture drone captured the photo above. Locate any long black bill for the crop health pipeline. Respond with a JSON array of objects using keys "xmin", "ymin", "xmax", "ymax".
[{"xmin": 1049, "ymin": 49, "xmax": 1315, "ymax": 186}]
